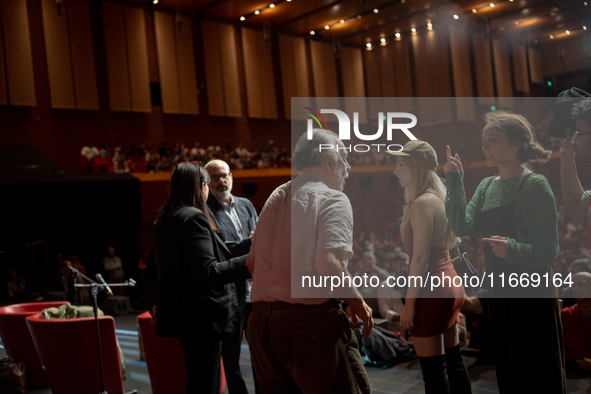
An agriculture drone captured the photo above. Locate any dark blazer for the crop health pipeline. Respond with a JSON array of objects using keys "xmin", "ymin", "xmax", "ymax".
[
  {"xmin": 145, "ymin": 206, "xmax": 250, "ymax": 340},
  {"xmin": 207, "ymin": 194, "xmax": 258, "ymax": 257}
]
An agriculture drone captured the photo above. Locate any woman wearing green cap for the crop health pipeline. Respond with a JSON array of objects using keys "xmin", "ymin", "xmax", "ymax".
[
  {"xmin": 389, "ymin": 140, "xmax": 471, "ymax": 394},
  {"xmin": 445, "ymin": 110, "xmax": 565, "ymax": 393}
]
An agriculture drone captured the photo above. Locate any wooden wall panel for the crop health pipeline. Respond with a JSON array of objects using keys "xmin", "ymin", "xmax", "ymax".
[
  {"xmin": 393, "ymin": 40, "xmax": 413, "ymax": 111},
  {"xmin": 412, "ymin": 31, "xmax": 452, "ymax": 126},
  {"xmin": 154, "ymin": 12, "xmax": 181, "ymax": 113},
  {"xmin": 528, "ymin": 48, "xmax": 543, "ymax": 84},
  {"xmin": 472, "ymin": 32, "xmax": 495, "ymax": 105},
  {"xmin": 67, "ymin": 0, "xmax": 99, "ymax": 109},
  {"xmin": 201, "ymin": 20, "xmax": 224, "ymax": 116},
  {"xmin": 41, "ymin": 0, "xmax": 75, "ymax": 109},
  {"xmin": 0, "ymin": 22, "xmax": 6, "ymax": 105},
  {"xmin": 378, "ymin": 46, "xmax": 396, "ymax": 97},
  {"xmin": 219, "ymin": 24, "xmax": 242, "ymax": 117},
  {"xmin": 341, "ymin": 46, "xmax": 365, "ymax": 97},
  {"xmin": 175, "ymin": 18, "xmax": 199, "ymax": 114},
  {"xmin": 512, "ymin": 44, "xmax": 529, "ymax": 93},
  {"xmin": 242, "ymin": 28, "xmax": 277, "ymax": 119},
  {"xmin": 492, "ymin": 38, "xmax": 514, "ymax": 108},
  {"xmin": 278, "ymin": 35, "xmax": 310, "ymax": 119},
  {"xmin": 102, "ymin": 3, "xmax": 131, "ymax": 111},
  {"xmin": 341, "ymin": 46, "xmax": 366, "ymax": 123},
  {"xmin": 0, "ymin": 0, "xmax": 36, "ymax": 106},
  {"xmin": 310, "ymin": 41, "xmax": 339, "ymax": 110},
  {"xmin": 450, "ymin": 26, "xmax": 475, "ymax": 121},
  {"xmin": 124, "ymin": 7, "xmax": 151, "ymax": 112}
]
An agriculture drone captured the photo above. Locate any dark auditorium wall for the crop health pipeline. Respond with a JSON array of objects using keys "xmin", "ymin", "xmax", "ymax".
[{"xmin": 2, "ymin": 1, "xmax": 591, "ymax": 175}]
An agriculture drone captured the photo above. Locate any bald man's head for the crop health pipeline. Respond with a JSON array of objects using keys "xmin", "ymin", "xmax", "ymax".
[
  {"xmin": 205, "ymin": 160, "xmax": 233, "ymax": 203},
  {"xmin": 573, "ymin": 272, "xmax": 591, "ymax": 300}
]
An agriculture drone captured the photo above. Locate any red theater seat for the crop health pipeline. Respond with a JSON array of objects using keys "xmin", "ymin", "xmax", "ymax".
[
  {"xmin": 136, "ymin": 311, "xmax": 227, "ymax": 394},
  {"xmin": 0, "ymin": 301, "xmax": 70, "ymax": 387},
  {"xmin": 26, "ymin": 312, "xmax": 124, "ymax": 394},
  {"xmin": 93, "ymin": 156, "xmax": 111, "ymax": 174}
]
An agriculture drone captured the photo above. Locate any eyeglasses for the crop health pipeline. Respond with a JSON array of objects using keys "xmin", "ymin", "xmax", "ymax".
[
  {"xmin": 210, "ymin": 172, "xmax": 232, "ymax": 182},
  {"xmin": 574, "ymin": 130, "xmax": 591, "ymax": 144}
]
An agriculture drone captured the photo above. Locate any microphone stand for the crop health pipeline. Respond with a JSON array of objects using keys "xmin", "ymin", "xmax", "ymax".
[
  {"xmin": 68, "ymin": 266, "xmax": 98, "ymax": 306},
  {"xmin": 74, "ymin": 275, "xmax": 137, "ymax": 394}
]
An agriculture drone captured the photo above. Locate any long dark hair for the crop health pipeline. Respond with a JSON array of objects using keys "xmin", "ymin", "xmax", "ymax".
[{"xmin": 157, "ymin": 162, "xmax": 205, "ymax": 222}]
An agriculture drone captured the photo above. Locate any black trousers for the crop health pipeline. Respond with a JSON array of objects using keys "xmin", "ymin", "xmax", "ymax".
[
  {"xmin": 222, "ymin": 321, "xmax": 249, "ymax": 394},
  {"xmin": 179, "ymin": 334, "xmax": 222, "ymax": 394}
]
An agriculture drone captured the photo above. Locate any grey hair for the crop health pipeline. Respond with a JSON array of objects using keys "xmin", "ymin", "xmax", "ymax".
[
  {"xmin": 483, "ymin": 110, "xmax": 551, "ymax": 164},
  {"xmin": 292, "ymin": 129, "xmax": 340, "ymax": 171}
]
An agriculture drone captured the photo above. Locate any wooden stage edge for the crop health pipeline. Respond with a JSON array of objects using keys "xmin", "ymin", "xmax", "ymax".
[{"xmin": 131, "ymin": 152, "xmax": 560, "ymax": 183}]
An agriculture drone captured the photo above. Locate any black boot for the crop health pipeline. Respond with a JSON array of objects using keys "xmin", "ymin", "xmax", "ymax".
[
  {"xmin": 418, "ymin": 354, "xmax": 451, "ymax": 394},
  {"xmin": 445, "ymin": 344, "xmax": 472, "ymax": 394}
]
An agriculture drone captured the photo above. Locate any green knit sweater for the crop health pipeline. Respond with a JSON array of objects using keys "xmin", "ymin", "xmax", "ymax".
[{"xmin": 445, "ymin": 171, "xmax": 559, "ymax": 268}]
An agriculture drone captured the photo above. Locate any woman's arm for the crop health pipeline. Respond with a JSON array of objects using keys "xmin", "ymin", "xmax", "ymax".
[
  {"xmin": 445, "ymin": 171, "xmax": 485, "ymax": 237},
  {"xmin": 182, "ymin": 210, "xmax": 251, "ymax": 286}
]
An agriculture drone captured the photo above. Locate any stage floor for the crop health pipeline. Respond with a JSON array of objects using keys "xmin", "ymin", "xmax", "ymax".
[{"xmin": 3, "ymin": 312, "xmax": 591, "ymax": 393}]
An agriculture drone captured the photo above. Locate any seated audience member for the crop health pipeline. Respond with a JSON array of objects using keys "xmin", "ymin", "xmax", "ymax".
[
  {"xmin": 570, "ymin": 259, "xmax": 591, "ymax": 275},
  {"xmin": 562, "ymin": 272, "xmax": 591, "ymax": 373},
  {"xmin": 6, "ymin": 269, "xmax": 25, "ymax": 299},
  {"xmin": 112, "ymin": 146, "xmax": 130, "ymax": 173},
  {"xmin": 461, "ymin": 290, "xmax": 492, "ymax": 357},
  {"xmin": 562, "ymin": 238, "xmax": 583, "ymax": 269},
  {"xmin": 103, "ymin": 246, "xmax": 124, "ymax": 295},
  {"xmin": 356, "ymin": 251, "xmax": 390, "ymax": 316},
  {"xmin": 377, "ymin": 252, "xmax": 409, "ymax": 332}
]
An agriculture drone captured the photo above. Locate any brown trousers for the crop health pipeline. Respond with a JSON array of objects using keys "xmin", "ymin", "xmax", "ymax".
[{"xmin": 247, "ymin": 301, "xmax": 371, "ymax": 394}]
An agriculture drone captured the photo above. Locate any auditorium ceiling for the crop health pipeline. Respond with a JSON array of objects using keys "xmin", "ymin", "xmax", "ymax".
[{"xmin": 116, "ymin": 0, "xmax": 590, "ymax": 47}]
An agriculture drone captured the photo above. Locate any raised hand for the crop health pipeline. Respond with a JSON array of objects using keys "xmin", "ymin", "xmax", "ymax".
[
  {"xmin": 559, "ymin": 129, "xmax": 576, "ymax": 160},
  {"xmin": 444, "ymin": 145, "xmax": 463, "ymax": 174}
]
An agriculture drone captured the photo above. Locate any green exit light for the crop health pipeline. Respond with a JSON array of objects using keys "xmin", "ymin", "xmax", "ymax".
[
  {"xmin": 383, "ymin": 114, "xmax": 387, "ymax": 121},
  {"xmin": 491, "ymin": 106, "xmax": 496, "ymax": 111},
  {"xmin": 547, "ymin": 80, "xmax": 552, "ymax": 87}
]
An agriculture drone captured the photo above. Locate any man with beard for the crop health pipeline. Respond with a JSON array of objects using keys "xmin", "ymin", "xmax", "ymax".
[
  {"xmin": 205, "ymin": 159, "xmax": 258, "ymax": 394},
  {"xmin": 558, "ymin": 99, "xmax": 591, "ymax": 266}
]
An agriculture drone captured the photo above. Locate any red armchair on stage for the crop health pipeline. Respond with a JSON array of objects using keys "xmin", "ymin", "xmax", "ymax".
[
  {"xmin": 0, "ymin": 301, "xmax": 70, "ymax": 388},
  {"xmin": 26, "ymin": 312, "xmax": 125, "ymax": 394},
  {"xmin": 136, "ymin": 311, "xmax": 227, "ymax": 394}
]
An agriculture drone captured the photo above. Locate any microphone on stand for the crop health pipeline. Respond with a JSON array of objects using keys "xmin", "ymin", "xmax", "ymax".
[{"xmin": 95, "ymin": 273, "xmax": 113, "ymax": 296}]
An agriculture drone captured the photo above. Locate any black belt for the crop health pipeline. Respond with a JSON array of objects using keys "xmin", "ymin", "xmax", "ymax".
[{"xmin": 252, "ymin": 299, "xmax": 340, "ymax": 312}]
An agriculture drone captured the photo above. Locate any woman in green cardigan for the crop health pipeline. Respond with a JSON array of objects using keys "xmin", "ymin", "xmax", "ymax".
[{"xmin": 444, "ymin": 110, "xmax": 566, "ymax": 394}]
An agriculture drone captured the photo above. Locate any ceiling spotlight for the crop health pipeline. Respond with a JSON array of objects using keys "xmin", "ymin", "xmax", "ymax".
[
  {"xmin": 269, "ymin": 3, "xmax": 275, "ymax": 8},
  {"xmin": 550, "ymin": 11, "xmax": 556, "ymax": 16},
  {"xmin": 585, "ymin": 2, "xmax": 588, "ymax": 5},
  {"xmin": 472, "ymin": 9, "xmax": 477, "ymax": 13},
  {"xmin": 240, "ymin": 16, "xmax": 245, "ymax": 21},
  {"xmin": 310, "ymin": 30, "xmax": 315, "ymax": 35},
  {"xmin": 324, "ymin": 25, "xmax": 330, "ymax": 30},
  {"xmin": 287, "ymin": 0, "xmax": 291, "ymax": 2},
  {"xmin": 366, "ymin": 43, "xmax": 372, "ymax": 49},
  {"xmin": 566, "ymin": 30, "xmax": 570, "ymax": 34},
  {"xmin": 550, "ymin": 34, "xmax": 554, "ymax": 39},
  {"xmin": 357, "ymin": 15, "xmax": 362, "ymax": 19},
  {"xmin": 340, "ymin": 19, "xmax": 345, "ymax": 24},
  {"xmin": 490, "ymin": 3, "xmax": 495, "ymax": 7},
  {"xmin": 152, "ymin": 0, "xmax": 158, "ymax": 4},
  {"xmin": 395, "ymin": 32, "xmax": 401, "ymax": 38},
  {"xmin": 401, "ymin": 0, "xmax": 405, "ymax": 3},
  {"xmin": 380, "ymin": 38, "xmax": 387, "ymax": 46},
  {"xmin": 254, "ymin": 10, "xmax": 260, "ymax": 15},
  {"xmin": 515, "ymin": 21, "xmax": 519, "ymax": 25},
  {"xmin": 374, "ymin": 8, "xmax": 379, "ymax": 13},
  {"xmin": 380, "ymin": 38, "xmax": 386, "ymax": 43},
  {"xmin": 584, "ymin": 26, "xmax": 588, "ymax": 30},
  {"xmin": 427, "ymin": 22, "xmax": 433, "ymax": 30},
  {"xmin": 453, "ymin": 14, "xmax": 459, "ymax": 19},
  {"xmin": 411, "ymin": 27, "xmax": 417, "ymax": 35}
]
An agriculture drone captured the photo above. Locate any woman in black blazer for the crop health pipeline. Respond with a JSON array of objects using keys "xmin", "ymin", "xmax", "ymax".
[{"xmin": 146, "ymin": 162, "xmax": 251, "ymax": 394}]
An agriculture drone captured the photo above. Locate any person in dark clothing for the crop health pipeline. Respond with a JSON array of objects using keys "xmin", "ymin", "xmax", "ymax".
[{"xmin": 145, "ymin": 162, "xmax": 251, "ymax": 394}]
